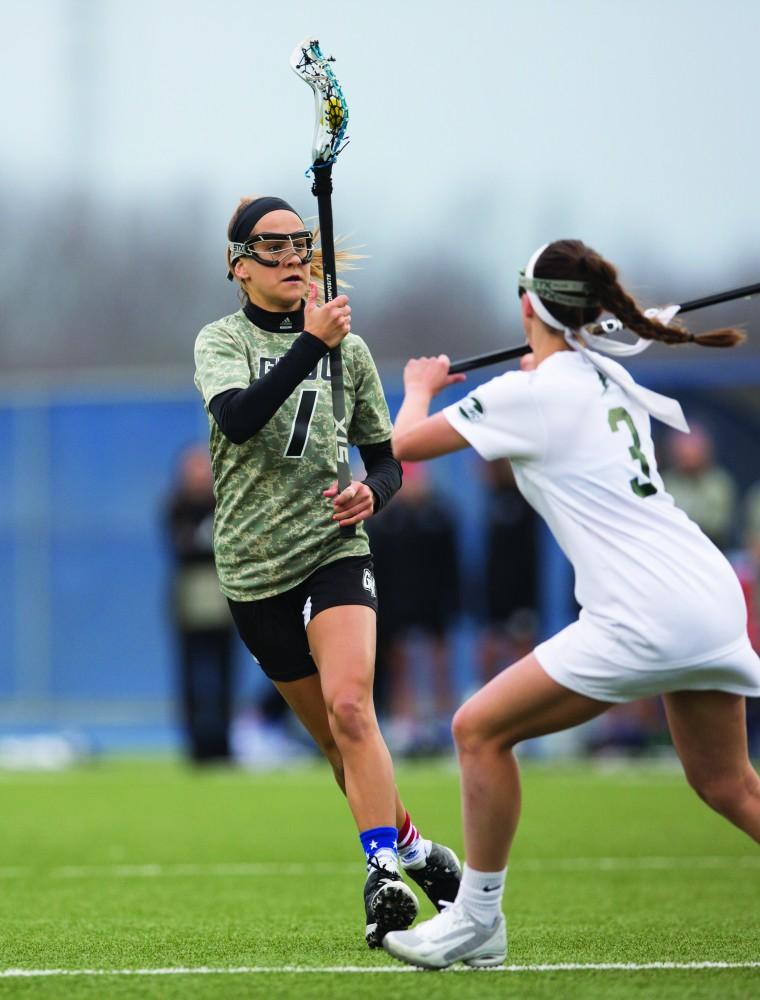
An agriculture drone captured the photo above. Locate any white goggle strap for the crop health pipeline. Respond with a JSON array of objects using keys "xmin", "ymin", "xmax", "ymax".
[
  {"xmin": 576, "ymin": 303, "xmax": 681, "ymax": 357},
  {"xmin": 576, "ymin": 326, "xmax": 651, "ymax": 357}
]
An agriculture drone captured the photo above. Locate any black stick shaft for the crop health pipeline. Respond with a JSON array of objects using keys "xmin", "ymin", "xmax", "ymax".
[
  {"xmin": 449, "ymin": 344, "xmax": 530, "ymax": 374},
  {"xmin": 448, "ymin": 281, "xmax": 760, "ymax": 375},
  {"xmin": 312, "ymin": 163, "xmax": 354, "ymax": 537},
  {"xmin": 676, "ymin": 281, "xmax": 760, "ymax": 315}
]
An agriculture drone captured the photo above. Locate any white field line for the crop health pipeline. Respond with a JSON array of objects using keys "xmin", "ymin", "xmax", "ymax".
[
  {"xmin": 1, "ymin": 962, "xmax": 760, "ymax": 978},
  {"xmin": 1, "ymin": 856, "xmax": 759, "ymax": 880}
]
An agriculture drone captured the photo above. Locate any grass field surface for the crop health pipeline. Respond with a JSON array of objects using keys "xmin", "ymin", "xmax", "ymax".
[{"xmin": 1, "ymin": 757, "xmax": 758, "ymax": 998}]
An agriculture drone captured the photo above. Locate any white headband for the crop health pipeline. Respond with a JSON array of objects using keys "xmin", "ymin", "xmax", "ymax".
[{"xmin": 524, "ymin": 243, "xmax": 566, "ymax": 331}]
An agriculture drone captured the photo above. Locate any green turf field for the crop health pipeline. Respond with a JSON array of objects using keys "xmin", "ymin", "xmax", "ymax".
[{"xmin": 0, "ymin": 757, "xmax": 758, "ymax": 998}]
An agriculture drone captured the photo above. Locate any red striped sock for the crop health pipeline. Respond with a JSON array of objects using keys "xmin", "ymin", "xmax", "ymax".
[
  {"xmin": 398, "ymin": 812, "xmax": 428, "ymax": 868},
  {"xmin": 397, "ymin": 811, "xmax": 419, "ymax": 851}
]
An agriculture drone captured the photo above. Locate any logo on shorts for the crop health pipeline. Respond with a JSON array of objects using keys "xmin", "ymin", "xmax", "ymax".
[
  {"xmin": 302, "ymin": 595, "xmax": 312, "ymax": 627},
  {"xmin": 362, "ymin": 568, "xmax": 377, "ymax": 599},
  {"xmin": 458, "ymin": 395, "xmax": 485, "ymax": 422}
]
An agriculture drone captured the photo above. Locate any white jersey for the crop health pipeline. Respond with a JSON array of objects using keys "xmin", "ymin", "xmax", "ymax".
[{"xmin": 444, "ymin": 349, "xmax": 759, "ymax": 699}]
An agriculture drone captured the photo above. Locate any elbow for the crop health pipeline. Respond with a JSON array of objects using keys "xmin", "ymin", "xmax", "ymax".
[
  {"xmin": 215, "ymin": 415, "xmax": 263, "ymax": 445},
  {"xmin": 391, "ymin": 432, "xmax": 408, "ymax": 461},
  {"xmin": 392, "ymin": 432, "xmax": 422, "ymax": 462},
  {"xmin": 222, "ymin": 426, "xmax": 255, "ymax": 446}
]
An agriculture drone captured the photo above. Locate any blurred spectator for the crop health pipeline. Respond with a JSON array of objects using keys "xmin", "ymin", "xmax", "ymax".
[
  {"xmin": 661, "ymin": 423, "xmax": 738, "ymax": 551},
  {"xmin": 366, "ymin": 462, "xmax": 460, "ymax": 754},
  {"xmin": 736, "ymin": 483, "xmax": 760, "ymax": 650},
  {"xmin": 732, "ymin": 485, "xmax": 760, "ymax": 753},
  {"xmin": 164, "ymin": 445, "xmax": 235, "ymax": 764},
  {"xmin": 745, "ymin": 482, "xmax": 760, "ymax": 543},
  {"xmin": 477, "ymin": 459, "xmax": 539, "ymax": 683}
]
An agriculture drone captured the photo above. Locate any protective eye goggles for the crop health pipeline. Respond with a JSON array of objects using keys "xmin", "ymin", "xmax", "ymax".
[
  {"xmin": 228, "ymin": 230, "xmax": 315, "ymax": 269},
  {"xmin": 517, "ymin": 269, "xmax": 597, "ymax": 307}
]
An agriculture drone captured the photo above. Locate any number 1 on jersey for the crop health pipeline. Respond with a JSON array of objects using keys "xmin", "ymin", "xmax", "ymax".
[
  {"xmin": 285, "ymin": 389, "xmax": 319, "ymax": 458},
  {"xmin": 607, "ymin": 406, "xmax": 657, "ymax": 498}
]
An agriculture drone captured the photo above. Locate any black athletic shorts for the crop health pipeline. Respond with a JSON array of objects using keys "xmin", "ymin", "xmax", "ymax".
[{"xmin": 227, "ymin": 555, "xmax": 378, "ymax": 682}]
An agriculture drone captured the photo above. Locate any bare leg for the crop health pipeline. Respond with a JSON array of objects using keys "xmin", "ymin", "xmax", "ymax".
[
  {"xmin": 307, "ymin": 605, "xmax": 409, "ymax": 831},
  {"xmin": 274, "ymin": 674, "xmax": 346, "ymax": 793},
  {"xmin": 452, "ymin": 653, "xmax": 610, "ymax": 870},
  {"xmin": 275, "ymin": 671, "xmax": 409, "ymax": 829},
  {"xmin": 663, "ymin": 690, "xmax": 760, "ymax": 842}
]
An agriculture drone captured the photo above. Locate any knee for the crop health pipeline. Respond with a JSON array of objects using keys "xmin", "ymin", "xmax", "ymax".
[
  {"xmin": 327, "ymin": 690, "xmax": 373, "ymax": 744},
  {"xmin": 687, "ymin": 768, "xmax": 759, "ymax": 816},
  {"xmin": 452, "ymin": 701, "xmax": 509, "ymax": 756}
]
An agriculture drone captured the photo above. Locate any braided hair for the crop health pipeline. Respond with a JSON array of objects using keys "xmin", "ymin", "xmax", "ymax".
[{"xmin": 533, "ymin": 240, "xmax": 745, "ymax": 348}]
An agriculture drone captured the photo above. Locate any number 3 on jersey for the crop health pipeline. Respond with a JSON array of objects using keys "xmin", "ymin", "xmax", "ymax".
[{"xmin": 607, "ymin": 406, "xmax": 657, "ymax": 498}]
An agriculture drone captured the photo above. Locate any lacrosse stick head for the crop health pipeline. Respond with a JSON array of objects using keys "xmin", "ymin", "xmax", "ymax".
[{"xmin": 290, "ymin": 37, "xmax": 349, "ymax": 168}]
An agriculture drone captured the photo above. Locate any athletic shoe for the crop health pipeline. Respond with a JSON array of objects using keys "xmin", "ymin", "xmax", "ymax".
[
  {"xmin": 382, "ymin": 901, "xmax": 507, "ymax": 969},
  {"xmin": 364, "ymin": 857, "xmax": 419, "ymax": 949},
  {"xmin": 404, "ymin": 842, "xmax": 462, "ymax": 911}
]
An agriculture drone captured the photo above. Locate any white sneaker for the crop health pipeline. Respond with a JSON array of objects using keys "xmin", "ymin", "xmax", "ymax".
[{"xmin": 382, "ymin": 901, "xmax": 506, "ymax": 969}]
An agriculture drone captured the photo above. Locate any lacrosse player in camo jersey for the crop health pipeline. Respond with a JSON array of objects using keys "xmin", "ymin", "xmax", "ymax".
[
  {"xmin": 382, "ymin": 239, "xmax": 760, "ymax": 970},
  {"xmin": 193, "ymin": 195, "xmax": 461, "ymax": 948}
]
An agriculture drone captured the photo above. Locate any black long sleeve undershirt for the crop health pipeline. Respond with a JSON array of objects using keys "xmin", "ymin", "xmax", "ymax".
[
  {"xmin": 208, "ymin": 334, "xmax": 402, "ymax": 513},
  {"xmin": 358, "ymin": 439, "xmax": 402, "ymax": 514},
  {"xmin": 209, "ymin": 332, "xmax": 328, "ymax": 445}
]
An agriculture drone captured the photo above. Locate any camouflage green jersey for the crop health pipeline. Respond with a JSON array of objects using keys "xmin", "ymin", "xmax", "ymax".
[{"xmin": 194, "ymin": 309, "xmax": 392, "ymax": 601}]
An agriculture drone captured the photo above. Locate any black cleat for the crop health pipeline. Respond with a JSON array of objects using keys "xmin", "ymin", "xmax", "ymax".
[
  {"xmin": 364, "ymin": 857, "xmax": 419, "ymax": 949},
  {"xmin": 404, "ymin": 843, "xmax": 462, "ymax": 912}
]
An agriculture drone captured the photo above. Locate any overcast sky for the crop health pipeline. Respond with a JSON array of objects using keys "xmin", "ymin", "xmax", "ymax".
[{"xmin": 2, "ymin": 0, "xmax": 758, "ymax": 302}]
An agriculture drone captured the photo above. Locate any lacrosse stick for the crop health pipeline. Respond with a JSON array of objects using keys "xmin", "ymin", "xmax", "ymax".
[
  {"xmin": 448, "ymin": 280, "xmax": 760, "ymax": 374},
  {"xmin": 290, "ymin": 38, "xmax": 354, "ymax": 537}
]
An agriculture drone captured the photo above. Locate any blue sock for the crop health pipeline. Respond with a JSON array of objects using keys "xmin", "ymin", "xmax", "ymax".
[{"xmin": 359, "ymin": 826, "xmax": 399, "ymax": 870}]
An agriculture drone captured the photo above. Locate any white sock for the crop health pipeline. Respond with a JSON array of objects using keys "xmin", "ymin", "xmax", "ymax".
[
  {"xmin": 370, "ymin": 847, "xmax": 399, "ymax": 873},
  {"xmin": 398, "ymin": 836, "xmax": 431, "ymax": 870},
  {"xmin": 456, "ymin": 863, "xmax": 506, "ymax": 926}
]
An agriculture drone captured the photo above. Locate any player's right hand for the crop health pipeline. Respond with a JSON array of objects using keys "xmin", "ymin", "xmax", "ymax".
[
  {"xmin": 403, "ymin": 355, "xmax": 466, "ymax": 397},
  {"xmin": 304, "ymin": 282, "xmax": 352, "ymax": 348}
]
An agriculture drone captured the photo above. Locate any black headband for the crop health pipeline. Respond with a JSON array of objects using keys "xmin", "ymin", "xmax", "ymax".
[{"xmin": 229, "ymin": 197, "xmax": 302, "ymax": 244}]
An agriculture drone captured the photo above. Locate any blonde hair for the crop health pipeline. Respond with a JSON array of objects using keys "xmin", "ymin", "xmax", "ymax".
[{"xmin": 226, "ymin": 196, "xmax": 364, "ymax": 304}]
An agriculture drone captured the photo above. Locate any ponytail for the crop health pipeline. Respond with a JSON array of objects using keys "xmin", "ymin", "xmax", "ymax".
[
  {"xmin": 308, "ymin": 226, "xmax": 363, "ymax": 305},
  {"xmin": 534, "ymin": 240, "xmax": 745, "ymax": 349}
]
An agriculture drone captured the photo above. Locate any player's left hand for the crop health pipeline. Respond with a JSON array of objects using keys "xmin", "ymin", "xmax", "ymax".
[{"xmin": 323, "ymin": 480, "xmax": 375, "ymax": 526}]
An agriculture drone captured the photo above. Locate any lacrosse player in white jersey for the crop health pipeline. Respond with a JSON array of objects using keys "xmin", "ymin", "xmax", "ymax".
[{"xmin": 382, "ymin": 239, "xmax": 760, "ymax": 970}]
